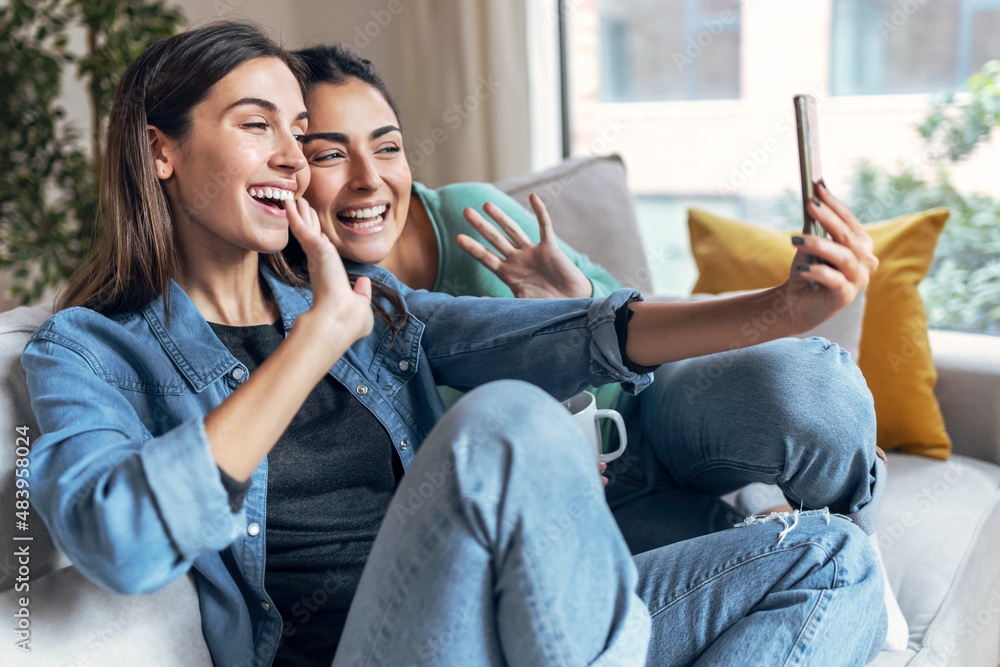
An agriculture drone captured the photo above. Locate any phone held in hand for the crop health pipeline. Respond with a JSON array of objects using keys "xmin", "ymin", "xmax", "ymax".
[{"xmin": 794, "ymin": 94, "xmax": 829, "ymax": 285}]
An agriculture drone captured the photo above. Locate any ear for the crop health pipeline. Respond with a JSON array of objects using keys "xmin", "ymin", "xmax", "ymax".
[{"xmin": 147, "ymin": 125, "xmax": 176, "ymax": 180}]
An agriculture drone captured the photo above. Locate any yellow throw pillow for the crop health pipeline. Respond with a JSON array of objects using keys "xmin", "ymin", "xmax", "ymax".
[{"xmin": 688, "ymin": 207, "xmax": 951, "ymax": 460}]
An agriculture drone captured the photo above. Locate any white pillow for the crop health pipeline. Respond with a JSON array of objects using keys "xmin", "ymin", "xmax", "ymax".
[{"xmin": 870, "ymin": 534, "xmax": 910, "ymax": 652}]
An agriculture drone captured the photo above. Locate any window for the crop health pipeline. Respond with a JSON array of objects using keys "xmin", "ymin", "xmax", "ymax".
[
  {"xmin": 598, "ymin": 0, "xmax": 741, "ymax": 102},
  {"xmin": 831, "ymin": 0, "xmax": 1000, "ymax": 95},
  {"xmin": 562, "ymin": 0, "xmax": 1000, "ymax": 332}
]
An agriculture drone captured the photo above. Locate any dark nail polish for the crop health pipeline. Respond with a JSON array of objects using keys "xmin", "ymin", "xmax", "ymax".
[
  {"xmin": 812, "ymin": 197, "xmax": 822, "ymax": 208},
  {"xmin": 797, "ymin": 264, "xmax": 812, "ymax": 272},
  {"xmin": 792, "ymin": 236, "xmax": 805, "ymax": 246}
]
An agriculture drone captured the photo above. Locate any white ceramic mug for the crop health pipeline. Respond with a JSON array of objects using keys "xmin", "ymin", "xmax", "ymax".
[{"xmin": 562, "ymin": 391, "xmax": 627, "ymax": 463}]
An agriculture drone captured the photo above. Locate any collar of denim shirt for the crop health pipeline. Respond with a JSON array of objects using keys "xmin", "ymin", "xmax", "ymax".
[{"xmin": 139, "ymin": 264, "xmax": 314, "ymax": 393}]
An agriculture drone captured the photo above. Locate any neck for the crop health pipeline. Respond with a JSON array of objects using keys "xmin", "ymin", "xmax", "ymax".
[
  {"xmin": 379, "ymin": 194, "xmax": 439, "ymax": 291},
  {"xmin": 175, "ymin": 248, "xmax": 279, "ymax": 326}
]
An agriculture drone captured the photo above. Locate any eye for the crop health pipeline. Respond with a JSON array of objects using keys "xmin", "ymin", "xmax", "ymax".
[
  {"xmin": 242, "ymin": 122, "xmax": 270, "ymax": 132},
  {"xmin": 310, "ymin": 150, "xmax": 345, "ymax": 163},
  {"xmin": 378, "ymin": 145, "xmax": 401, "ymax": 155}
]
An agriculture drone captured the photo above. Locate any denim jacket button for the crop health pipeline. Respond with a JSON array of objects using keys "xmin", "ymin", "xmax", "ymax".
[
  {"xmin": 399, "ymin": 439, "xmax": 408, "ymax": 450},
  {"xmin": 231, "ymin": 367, "xmax": 246, "ymax": 381},
  {"xmin": 247, "ymin": 522, "xmax": 261, "ymax": 537},
  {"xmin": 398, "ymin": 359, "xmax": 410, "ymax": 371},
  {"xmin": 261, "ymin": 601, "xmax": 270, "ymax": 612},
  {"xmin": 356, "ymin": 384, "xmax": 368, "ymax": 395}
]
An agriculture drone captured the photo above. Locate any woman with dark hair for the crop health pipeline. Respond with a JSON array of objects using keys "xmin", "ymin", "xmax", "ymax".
[
  {"xmin": 292, "ymin": 43, "xmax": 892, "ymax": 663},
  {"xmin": 293, "ymin": 45, "xmax": 887, "ymax": 534},
  {"xmin": 23, "ymin": 21, "xmax": 885, "ymax": 667}
]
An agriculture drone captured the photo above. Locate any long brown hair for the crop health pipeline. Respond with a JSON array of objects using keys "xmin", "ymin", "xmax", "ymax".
[{"xmin": 57, "ymin": 22, "xmax": 307, "ymax": 315}]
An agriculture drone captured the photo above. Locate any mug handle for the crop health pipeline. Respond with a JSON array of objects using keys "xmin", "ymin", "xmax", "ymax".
[{"xmin": 594, "ymin": 409, "xmax": 627, "ymax": 463}]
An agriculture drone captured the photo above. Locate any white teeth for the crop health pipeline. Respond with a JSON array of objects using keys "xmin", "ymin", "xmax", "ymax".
[
  {"xmin": 341, "ymin": 204, "xmax": 387, "ymax": 220},
  {"xmin": 249, "ymin": 187, "xmax": 294, "ymax": 201},
  {"xmin": 345, "ymin": 215, "xmax": 384, "ymax": 229}
]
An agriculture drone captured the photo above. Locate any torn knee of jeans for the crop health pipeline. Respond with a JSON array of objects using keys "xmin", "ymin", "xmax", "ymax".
[{"xmin": 735, "ymin": 508, "xmax": 831, "ymax": 545}]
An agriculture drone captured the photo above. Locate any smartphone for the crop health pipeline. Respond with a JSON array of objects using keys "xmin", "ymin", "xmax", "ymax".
[
  {"xmin": 794, "ymin": 94, "xmax": 828, "ymax": 262},
  {"xmin": 792, "ymin": 95, "xmax": 828, "ymax": 289}
]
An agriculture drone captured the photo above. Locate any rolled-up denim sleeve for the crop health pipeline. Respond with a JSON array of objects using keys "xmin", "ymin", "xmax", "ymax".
[
  {"xmin": 407, "ymin": 287, "xmax": 655, "ymax": 400},
  {"xmin": 21, "ymin": 338, "xmax": 244, "ymax": 595}
]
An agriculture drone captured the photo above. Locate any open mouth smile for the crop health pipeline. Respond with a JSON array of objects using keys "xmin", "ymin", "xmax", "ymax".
[
  {"xmin": 249, "ymin": 187, "xmax": 294, "ymax": 212},
  {"xmin": 337, "ymin": 203, "xmax": 389, "ymax": 231}
]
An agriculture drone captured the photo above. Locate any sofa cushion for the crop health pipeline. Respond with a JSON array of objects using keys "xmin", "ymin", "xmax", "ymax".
[
  {"xmin": 876, "ymin": 452, "xmax": 1000, "ymax": 665},
  {"xmin": 687, "ymin": 207, "xmax": 952, "ymax": 460},
  {"xmin": 0, "ymin": 305, "xmax": 69, "ymax": 592},
  {"xmin": 0, "ymin": 566, "xmax": 212, "ymax": 665},
  {"xmin": 1, "ymin": 304, "xmax": 214, "ymax": 663}
]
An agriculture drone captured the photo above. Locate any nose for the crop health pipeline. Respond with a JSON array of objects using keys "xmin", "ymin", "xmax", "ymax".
[
  {"xmin": 349, "ymin": 153, "xmax": 383, "ymax": 192},
  {"xmin": 271, "ymin": 127, "xmax": 307, "ymax": 174}
]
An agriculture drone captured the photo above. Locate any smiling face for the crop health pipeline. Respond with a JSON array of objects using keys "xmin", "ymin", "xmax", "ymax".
[
  {"xmin": 300, "ymin": 79, "xmax": 412, "ymax": 264},
  {"xmin": 153, "ymin": 56, "xmax": 310, "ymax": 262}
]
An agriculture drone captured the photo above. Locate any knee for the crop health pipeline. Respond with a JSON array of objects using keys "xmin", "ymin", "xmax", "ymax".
[
  {"xmin": 751, "ymin": 338, "xmax": 875, "ymax": 451},
  {"xmin": 833, "ymin": 519, "xmax": 887, "ymax": 633},
  {"xmin": 438, "ymin": 381, "xmax": 593, "ymax": 469},
  {"xmin": 776, "ymin": 337, "xmax": 871, "ymax": 411},
  {"xmin": 796, "ymin": 516, "xmax": 883, "ymax": 603}
]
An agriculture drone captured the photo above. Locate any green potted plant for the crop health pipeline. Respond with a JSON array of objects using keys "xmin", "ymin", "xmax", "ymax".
[{"xmin": 0, "ymin": 0, "xmax": 183, "ymax": 304}]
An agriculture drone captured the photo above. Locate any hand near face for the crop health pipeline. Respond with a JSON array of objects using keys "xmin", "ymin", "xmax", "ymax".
[
  {"xmin": 457, "ymin": 194, "xmax": 594, "ymax": 299},
  {"xmin": 286, "ymin": 197, "xmax": 374, "ymax": 348},
  {"xmin": 784, "ymin": 184, "xmax": 879, "ymax": 330}
]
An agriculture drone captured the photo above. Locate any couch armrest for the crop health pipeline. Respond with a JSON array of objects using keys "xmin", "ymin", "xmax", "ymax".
[{"xmin": 930, "ymin": 328, "xmax": 1000, "ymax": 465}]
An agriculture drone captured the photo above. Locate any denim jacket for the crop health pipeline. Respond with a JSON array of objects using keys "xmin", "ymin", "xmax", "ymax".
[{"xmin": 22, "ymin": 261, "xmax": 653, "ymax": 667}]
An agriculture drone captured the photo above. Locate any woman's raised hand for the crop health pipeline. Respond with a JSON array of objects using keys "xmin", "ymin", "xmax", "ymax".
[
  {"xmin": 784, "ymin": 184, "xmax": 879, "ymax": 331},
  {"xmin": 457, "ymin": 193, "xmax": 594, "ymax": 299},
  {"xmin": 287, "ymin": 197, "xmax": 374, "ymax": 350}
]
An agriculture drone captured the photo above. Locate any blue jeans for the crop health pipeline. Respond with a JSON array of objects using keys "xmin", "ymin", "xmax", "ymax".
[
  {"xmin": 608, "ymin": 337, "xmax": 885, "ymax": 554},
  {"xmin": 334, "ymin": 377, "xmax": 886, "ymax": 666}
]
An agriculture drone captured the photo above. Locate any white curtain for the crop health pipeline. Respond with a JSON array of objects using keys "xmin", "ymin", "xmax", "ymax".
[{"xmin": 397, "ymin": 0, "xmax": 535, "ymax": 186}]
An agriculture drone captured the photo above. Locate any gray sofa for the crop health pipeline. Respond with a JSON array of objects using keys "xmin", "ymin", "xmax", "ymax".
[{"xmin": 2, "ymin": 154, "xmax": 998, "ymax": 665}]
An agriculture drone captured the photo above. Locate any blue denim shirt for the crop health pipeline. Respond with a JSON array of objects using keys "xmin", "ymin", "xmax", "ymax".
[{"xmin": 22, "ymin": 262, "xmax": 653, "ymax": 667}]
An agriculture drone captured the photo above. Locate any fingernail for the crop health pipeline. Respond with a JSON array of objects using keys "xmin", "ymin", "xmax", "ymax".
[
  {"xmin": 812, "ymin": 197, "xmax": 822, "ymax": 208},
  {"xmin": 792, "ymin": 235, "xmax": 805, "ymax": 246},
  {"xmin": 797, "ymin": 264, "xmax": 812, "ymax": 272}
]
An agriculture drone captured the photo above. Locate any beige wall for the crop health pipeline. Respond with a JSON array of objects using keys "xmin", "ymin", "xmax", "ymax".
[{"xmin": 172, "ymin": 0, "xmax": 405, "ymax": 95}]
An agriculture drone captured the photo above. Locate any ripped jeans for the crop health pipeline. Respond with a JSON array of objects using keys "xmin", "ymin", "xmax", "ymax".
[
  {"xmin": 635, "ymin": 508, "xmax": 887, "ymax": 665},
  {"xmin": 607, "ymin": 337, "xmax": 886, "ymax": 553},
  {"xmin": 609, "ymin": 337, "xmax": 888, "ymax": 664},
  {"xmin": 336, "ymin": 371, "xmax": 887, "ymax": 666}
]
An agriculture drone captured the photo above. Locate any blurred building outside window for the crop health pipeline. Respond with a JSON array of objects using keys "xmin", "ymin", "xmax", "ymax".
[{"xmin": 562, "ymin": 0, "xmax": 1000, "ymax": 331}]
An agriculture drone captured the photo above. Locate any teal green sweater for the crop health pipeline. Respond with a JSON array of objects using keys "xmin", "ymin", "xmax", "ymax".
[{"xmin": 413, "ymin": 181, "xmax": 625, "ymax": 415}]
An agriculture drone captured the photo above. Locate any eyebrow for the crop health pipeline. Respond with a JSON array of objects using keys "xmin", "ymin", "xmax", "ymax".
[
  {"xmin": 225, "ymin": 97, "xmax": 309, "ymax": 121},
  {"xmin": 300, "ymin": 125, "xmax": 401, "ymax": 145}
]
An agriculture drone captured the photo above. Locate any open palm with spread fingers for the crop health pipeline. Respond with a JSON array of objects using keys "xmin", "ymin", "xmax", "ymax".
[{"xmin": 457, "ymin": 193, "xmax": 594, "ymax": 299}]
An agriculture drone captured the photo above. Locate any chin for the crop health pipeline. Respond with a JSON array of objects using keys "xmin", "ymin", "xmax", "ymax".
[
  {"xmin": 254, "ymin": 232, "xmax": 290, "ymax": 256},
  {"xmin": 337, "ymin": 242, "xmax": 393, "ymax": 266}
]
